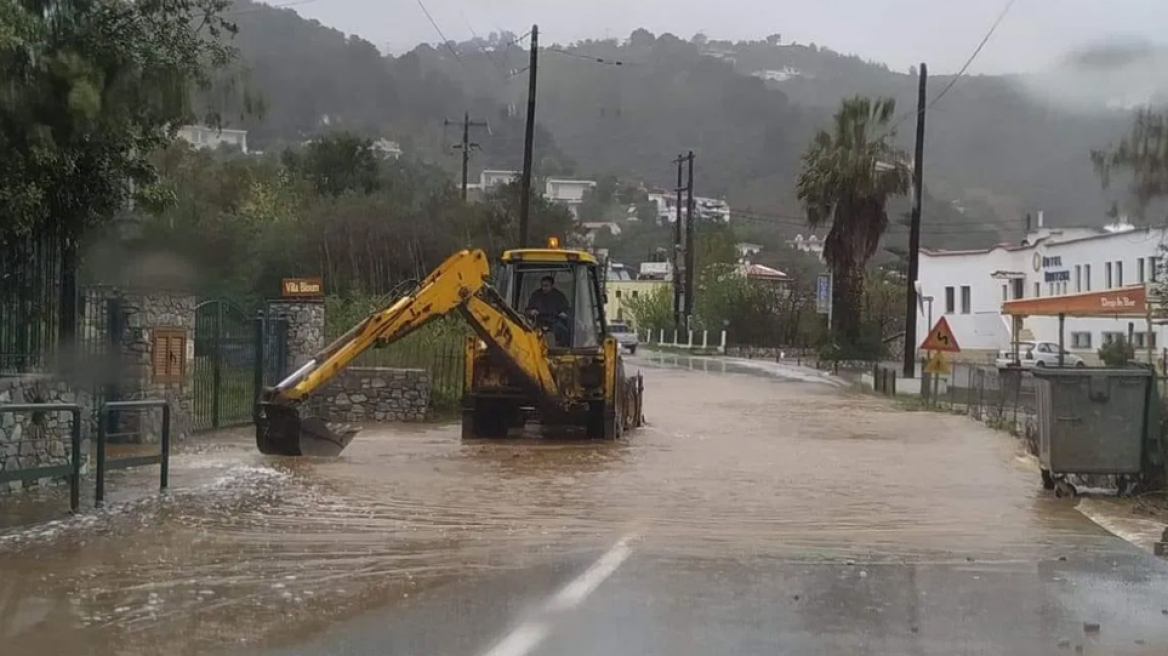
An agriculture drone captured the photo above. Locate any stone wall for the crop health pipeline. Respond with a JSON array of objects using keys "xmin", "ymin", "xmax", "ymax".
[
  {"xmin": 267, "ymin": 300, "xmax": 325, "ymax": 377},
  {"xmin": 1, "ymin": 288, "xmax": 197, "ymax": 496},
  {"xmin": 0, "ymin": 375, "xmax": 92, "ymax": 494},
  {"xmin": 312, "ymin": 367, "xmax": 430, "ymax": 424}
]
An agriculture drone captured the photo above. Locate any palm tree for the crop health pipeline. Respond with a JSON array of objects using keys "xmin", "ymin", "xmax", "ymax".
[{"xmin": 796, "ymin": 96, "xmax": 911, "ymax": 348}]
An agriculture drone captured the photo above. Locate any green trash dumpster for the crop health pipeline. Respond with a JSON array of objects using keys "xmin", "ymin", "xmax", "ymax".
[{"xmin": 1032, "ymin": 366, "xmax": 1153, "ymax": 497}]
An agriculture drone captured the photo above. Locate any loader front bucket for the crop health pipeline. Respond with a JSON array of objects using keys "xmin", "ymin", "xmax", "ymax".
[{"xmin": 256, "ymin": 404, "xmax": 359, "ymax": 457}]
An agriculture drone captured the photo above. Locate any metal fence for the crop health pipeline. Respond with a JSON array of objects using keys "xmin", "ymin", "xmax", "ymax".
[
  {"xmin": 917, "ymin": 365, "xmax": 1040, "ymax": 449},
  {"xmin": 0, "ymin": 229, "xmax": 63, "ymax": 374},
  {"xmin": 192, "ymin": 301, "xmax": 260, "ymax": 431}
]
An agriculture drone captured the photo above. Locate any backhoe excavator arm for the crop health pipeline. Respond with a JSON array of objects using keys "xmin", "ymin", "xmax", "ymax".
[{"xmin": 255, "ymin": 248, "xmax": 561, "ymax": 456}]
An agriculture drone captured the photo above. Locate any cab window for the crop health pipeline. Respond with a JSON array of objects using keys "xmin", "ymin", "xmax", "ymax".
[{"xmin": 506, "ymin": 262, "xmax": 604, "ymax": 349}]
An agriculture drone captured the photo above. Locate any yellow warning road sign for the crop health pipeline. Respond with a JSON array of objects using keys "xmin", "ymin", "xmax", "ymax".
[
  {"xmin": 920, "ymin": 316, "xmax": 961, "ymax": 353},
  {"xmin": 924, "ymin": 350, "xmax": 950, "ymax": 375}
]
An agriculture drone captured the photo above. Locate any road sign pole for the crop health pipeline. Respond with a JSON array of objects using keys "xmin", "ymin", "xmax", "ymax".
[{"xmin": 827, "ymin": 271, "xmax": 834, "ymax": 337}]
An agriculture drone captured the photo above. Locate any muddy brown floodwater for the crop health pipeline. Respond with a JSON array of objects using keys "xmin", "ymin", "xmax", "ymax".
[{"xmin": 0, "ymin": 356, "xmax": 1119, "ymax": 655}]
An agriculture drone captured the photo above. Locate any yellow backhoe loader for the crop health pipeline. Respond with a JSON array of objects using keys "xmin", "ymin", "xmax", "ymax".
[{"xmin": 254, "ymin": 241, "xmax": 646, "ymax": 456}]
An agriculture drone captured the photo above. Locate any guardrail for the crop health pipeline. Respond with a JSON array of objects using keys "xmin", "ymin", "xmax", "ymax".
[
  {"xmin": 643, "ymin": 329, "xmax": 728, "ymax": 352},
  {"xmin": 0, "ymin": 403, "xmax": 84, "ymax": 512},
  {"xmin": 95, "ymin": 400, "xmax": 171, "ymax": 508}
]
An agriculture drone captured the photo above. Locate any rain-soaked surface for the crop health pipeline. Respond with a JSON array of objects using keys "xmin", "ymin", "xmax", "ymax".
[{"xmin": 3, "ymin": 353, "xmax": 1168, "ymax": 655}]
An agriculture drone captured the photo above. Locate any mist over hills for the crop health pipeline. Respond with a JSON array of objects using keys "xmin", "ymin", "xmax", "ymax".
[{"xmin": 218, "ymin": 3, "xmax": 1155, "ymax": 253}]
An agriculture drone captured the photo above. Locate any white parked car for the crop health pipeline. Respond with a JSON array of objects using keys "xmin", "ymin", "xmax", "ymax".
[
  {"xmin": 995, "ymin": 341, "xmax": 1085, "ymax": 369},
  {"xmin": 608, "ymin": 321, "xmax": 639, "ymax": 354}
]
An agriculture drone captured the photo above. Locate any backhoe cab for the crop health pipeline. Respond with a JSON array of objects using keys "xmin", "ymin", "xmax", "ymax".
[
  {"xmin": 254, "ymin": 240, "xmax": 644, "ymax": 457},
  {"xmin": 462, "ymin": 243, "xmax": 643, "ymax": 440}
]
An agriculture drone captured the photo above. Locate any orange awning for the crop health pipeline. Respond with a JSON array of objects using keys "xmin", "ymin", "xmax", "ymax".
[{"xmin": 1001, "ymin": 285, "xmax": 1147, "ymax": 317}]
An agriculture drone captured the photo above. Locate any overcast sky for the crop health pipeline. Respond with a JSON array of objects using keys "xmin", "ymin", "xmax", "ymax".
[{"xmin": 282, "ymin": 0, "xmax": 1168, "ymax": 75}]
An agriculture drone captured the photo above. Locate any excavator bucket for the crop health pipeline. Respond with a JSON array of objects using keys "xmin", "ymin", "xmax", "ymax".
[{"xmin": 256, "ymin": 404, "xmax": 360, "ymax": 457}]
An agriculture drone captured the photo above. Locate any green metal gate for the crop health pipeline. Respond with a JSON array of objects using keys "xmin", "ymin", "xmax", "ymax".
[{"xmin": 193, "ymin": 301, "xmax": 257, "ymax": 430}]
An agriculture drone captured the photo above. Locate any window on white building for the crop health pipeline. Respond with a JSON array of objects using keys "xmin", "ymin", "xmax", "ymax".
[
  {"xmin": 1084, "ymin": 264, "xmax": 1092, "ymax": 291},
  {"xmin": 1151, "ymin": 257, "xmax": 1161, "ymax": 283},
  {"xmin": 1033, "ymin": 282, "xmax": 1040, "ymax": 298},
  {"xmin": 1070, "ymin": 332, "xmax": 1092, "ymax": 349},
  {"xmin": 1001, "ymin": 285, "xmax": 1008, "ymax": 302},
  {"xmin": 1075, "ymin": 265, "xmax": 1082, "ymax": 292},
  {"xmin": 1105, "ymin": 262, "xmax": 1113, "ymax": 288},
  {"xmin": 960, "ymin": 286, "xmax": 971, "ymax": 314},
  {"xmin": 1138, "ymin": 258, "xmax": 1146, "ymax": 284},
  {"xmin": 1102, "ymin": 332, "xmax": 1126, "ymax": 345},
  {"xmin": 1116, "ymin": 261, "xmax": 1124, "ymax": 287},
  {"xmin": 944, "ymin": 286, "xmax": 955, "ymax": 314},
  {"xmin": 1133, "ymin": 332, "xmax": 1157, "ymax": 349},
  {"xmin": 1012, "ymin": 279, "xmax": 1024, "ymax": 299}
]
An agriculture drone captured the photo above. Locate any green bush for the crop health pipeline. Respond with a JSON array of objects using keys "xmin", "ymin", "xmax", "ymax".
[{"xmin": 1098, "ymin": 336, "xmax": 1134, "ymax": 367}]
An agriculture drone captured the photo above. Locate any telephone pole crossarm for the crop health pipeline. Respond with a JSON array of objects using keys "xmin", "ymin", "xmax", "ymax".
[{"xmin": 445, "ymin": 112, "xmax": 490, "ymax": 200}]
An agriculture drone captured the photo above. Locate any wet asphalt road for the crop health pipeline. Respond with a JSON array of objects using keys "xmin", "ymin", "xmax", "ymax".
[{"xmin": 4, "ymin": 353, "xmax": 1168, "ymax": 655}]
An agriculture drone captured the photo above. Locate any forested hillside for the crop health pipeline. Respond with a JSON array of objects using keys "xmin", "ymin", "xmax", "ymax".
[
  {"xmin": 219, "ymin": 2, "xmax": 576, "ymax": 177},
  {"xmin": 214, "ymin": 4, "xmax": 1141, "ymax": 252}
]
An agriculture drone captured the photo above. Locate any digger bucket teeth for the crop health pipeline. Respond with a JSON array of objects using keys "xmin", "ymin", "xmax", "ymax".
[{"xmin": 256, "ymin": 404, "xmax": 358, "ymax": 457}]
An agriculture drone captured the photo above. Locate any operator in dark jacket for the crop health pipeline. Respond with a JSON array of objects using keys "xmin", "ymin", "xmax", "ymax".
[{"xmin": 526, "ymin": 275, "xmax": 571, "ymax": 345}]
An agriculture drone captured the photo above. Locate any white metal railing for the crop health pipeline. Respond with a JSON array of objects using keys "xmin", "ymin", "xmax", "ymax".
[{"xmin": 640, "ymin": 328, "xmax": 727, "ymax": 353}]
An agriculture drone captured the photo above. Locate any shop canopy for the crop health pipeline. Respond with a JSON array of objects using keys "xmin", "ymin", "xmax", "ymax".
[{"xmin": 1001, "ymin": 285, "xmax": 1148, "ymax": 318}]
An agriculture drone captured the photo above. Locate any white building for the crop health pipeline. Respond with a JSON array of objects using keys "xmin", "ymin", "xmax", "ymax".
[
  {"xmin": 639, "ymin": 261, "xmax": 673, "ymax": 281},
  {"xmin": 177, "ymin": 125, "xmax": 248, "ymax": 153},
  {"xmin": 645, "ymin": 192, "xmax": 731, "ymax": 224},
  {"xmin": 788, "ymin": 233, "xmax": 825, "ymax": 259},
  {"xmin": 916, "ymin": 216, "xmax": 1166, "ymax": 363},
  {"xmin": 694, "ymin": 197, "xmax": 731, "ymax": 223},
  {"xmin": 736, "ymin": 242, "xmax": 763, "ymax": 261},
  {"xmin": 466, "ymin": 170, "xmax": 520, "ymax": 193},
  {"xmin": 545, "ymin": 178, "xmax": 596, "ymax": 219},
  {"xmin": 371, "ymin": 138, "xmax": 403, "ymax": 160}
]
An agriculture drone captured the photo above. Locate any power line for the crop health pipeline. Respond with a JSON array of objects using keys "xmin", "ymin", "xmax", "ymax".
[
  {"xmin": 414, "ymin": 0, "xmax": 467, "ymax": 71},
  {"xmin": 544, "ymin": 47, "xmax": 634, "ymax": 67},
  {"xmin": 460, "ymin": 13, "xmax": 509, "ymax": 78},
  {"xmin": 881, "ymin": 0, "xmax": 1020, "ymax": 138},
  {"xmin": 930, "ymin": 0, "xmax": 1020, "ymax": 108}
]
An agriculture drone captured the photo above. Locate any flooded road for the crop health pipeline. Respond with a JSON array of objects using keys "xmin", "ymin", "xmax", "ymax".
[{"xmin": 3, "ymin": 353, "xmax": 1168, "ymax": 655}]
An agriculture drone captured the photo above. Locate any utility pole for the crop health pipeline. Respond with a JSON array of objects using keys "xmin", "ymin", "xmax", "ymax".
[
  {"xmin": 518, "ymin": 24, "xmax": 539, "ymax": 248},
  {"xmin": 445, "ymin": 112, "xmax": 489, "ymax": 200},
  {"xmin": 902, "ymin": 62, "xmax": 928, "ymax": 378},
  {"xmin": 673, "ymin": 153, "xmax": 685, "ymax": 329},
  {"xmin": 683, "ymin": 151, "xmax": 696, "ymax": 326}
]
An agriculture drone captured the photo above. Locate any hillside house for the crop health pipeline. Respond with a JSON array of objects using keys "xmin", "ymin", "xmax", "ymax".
[
  {"xmin": 788, "ymin": 234, "xmax": 825, "ymax": 260},
  {"xmin": 545, "ymin": 178, "xmax": 596, "ymax": 219},
  {"xmin": 177, "ymin": 125, "xmax": 248, "ymax": 153}
]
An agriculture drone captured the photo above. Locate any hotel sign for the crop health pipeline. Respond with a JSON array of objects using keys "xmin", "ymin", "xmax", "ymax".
[
  {"xmin": 281, "ymin": 277, "xmax": 323, "ymax": 297},
  {"xmin": 1033, "ymin": 253, "xmax": 1069, "ymax": 283}
]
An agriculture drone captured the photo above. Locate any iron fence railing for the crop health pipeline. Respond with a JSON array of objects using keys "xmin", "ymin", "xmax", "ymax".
[
  {"xmin": 0, "ymin": 229, "xmax": 63, "ymax": 374},
  {"xmin": 916, "ymin": 364, "xmax": 1040, "ymax": 450}
]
